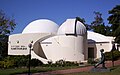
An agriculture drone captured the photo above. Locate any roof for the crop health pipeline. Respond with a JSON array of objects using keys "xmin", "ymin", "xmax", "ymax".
[
  {"xmin": 22, "ymin": 19, "xmax": 59, "ymax": 34},
  {"xmin": 87, "ymin": 31, "xmax": 113, "ymax": 42},
  {"xmin": 57, "ymin": 19, "xmax": 87, "ymax": 35}
]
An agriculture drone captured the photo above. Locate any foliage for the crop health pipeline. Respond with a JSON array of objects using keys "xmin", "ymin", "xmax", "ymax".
[
  {"xmin": 0, "ymin": 56, "xmax": 15, "ymax": 68},
  {"xmin": 90, "ymin": 11, "xmax": 112, "ymax": 36},
  {"xmin": 0, "ymin": 10, "xmax": 16, "ymax": 35},
  {"xmin": 105, "ymin": 50, "xmax": 120, "ymax": 61},
  {"xmin": 30, "ymin": 59, "xmax": 43, "ymax": 67},
  {"xmin": 13, "ymin": 55, "xmax": 29, "ymax": 67},
  {"xmin": 91, "ymin": 11, "xmax": 103, "ymax": 26},
  {"xmin": 45, "ymin": 59, "xmax": 79, "ymax": 67},
  {"xmin": 0, "ymin": 56, "xmax": 81, "ymax": 69},
  {"xmin": 108, "ymin": 5, "xmax": 120, "ymax": 43},
  {"xmin": 0, "ymin": 55, "xmax": 45, "ymax": 68},
  {"xmin": 0, "ymin": 10, "xmax": 16, "ymax": 58},
  {"xmin": 0, "ymin": 61, "xmax": 4, "ymax": 68},
  {"xmin": 87, "ymin": 58, "xmax": 97, "ymax": 65}
]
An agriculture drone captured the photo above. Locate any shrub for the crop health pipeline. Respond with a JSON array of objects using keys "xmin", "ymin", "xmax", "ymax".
[
  {"xmin": 12, "ymin": 55, "xmax": 29, "ymax": 67},
  {"xmin": 0, "ymin": 55, "xmax": 29, "ymax": 68},
  {"xmin": 87, "ymin": 58, "xmax": 96, "ymax": 65},
  {"xmin": 105, "ymin": 50, "xmax": 120, "ymax": 61},
  {"xmin": 0, "ymin": 61, "xmax": 4, "ymax": 68},
  {"xmin": 30, "ymin": 59, "xmax": 43, "ymax": 67},
  {"xmin": 55, "ymin": 59, "xmax": 66, "ymax": 67},
  {"xmin": 3, "ymin": 56, "xmax": 15, "ymax": 68}
]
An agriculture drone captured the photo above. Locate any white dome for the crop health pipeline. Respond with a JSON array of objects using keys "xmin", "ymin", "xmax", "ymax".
[
  {"xmin": 22, "ymin": 19, "xmax": 59, "ymax": 34},
  {"xmin": 57, "ymin": 19, "xmax": 86, "ymax": 35}
]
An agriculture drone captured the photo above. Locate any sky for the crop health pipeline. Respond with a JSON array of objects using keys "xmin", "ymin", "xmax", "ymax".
[{"xmin": 0, "ymin": 0, "xmax": 120, "ymax": 34}]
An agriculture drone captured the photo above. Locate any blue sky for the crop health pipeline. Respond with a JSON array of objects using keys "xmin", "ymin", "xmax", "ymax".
[{"xmin": 0, "ymin": 0, "xmax": 120, "ymax": 34}]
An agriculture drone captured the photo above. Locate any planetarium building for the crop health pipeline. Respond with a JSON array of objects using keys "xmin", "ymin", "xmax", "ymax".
[{"xmin": 8, "ymin": 18, "xmax": 116, "ymax": 63}]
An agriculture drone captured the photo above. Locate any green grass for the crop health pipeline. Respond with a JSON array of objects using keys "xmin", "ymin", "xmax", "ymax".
[
  {"xmin": 1, "ymin": 66, "xmax": 120, "ymax": 75},
  {"xmin": 0, "ymin": 66, "xmax": 79, "ymax": 75},
  {"xmin": 62, "ymin": 66, "xmax": 120, "ymax": 75}
]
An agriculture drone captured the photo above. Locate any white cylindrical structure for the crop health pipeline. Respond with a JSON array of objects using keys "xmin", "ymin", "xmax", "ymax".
[
  {"xmin": 57, "ymin": 19, "xmax": 87, "ymax": 61},
  {"xmin": 38, "ymin": 18, "xmax": 87, "ymax": 62}
]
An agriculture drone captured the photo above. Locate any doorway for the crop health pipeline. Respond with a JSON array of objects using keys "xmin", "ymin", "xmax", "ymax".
[{"xmin": 88, "ymin": 47, "xmax": 94, "ymax": 58}]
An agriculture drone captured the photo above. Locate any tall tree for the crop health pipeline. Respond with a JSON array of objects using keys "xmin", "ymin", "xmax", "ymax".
[
  {"xmin": 0, "ymin": 10, "xmax": 16, "ymax": 59},
  {"xmin": 91, "ymin": 11, "xmax": 112, "ymax": 36},
  {"xmin": 91, "ymin": 11, "xmax": 103, "ymax": 26},
  {"xmin": 108, "ymin": 5, "xmax": 120, "ymax": 43}
]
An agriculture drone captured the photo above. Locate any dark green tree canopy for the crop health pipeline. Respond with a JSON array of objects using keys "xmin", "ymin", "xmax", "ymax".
[
  {"xmin": 108, "ymin": 5, "xmax": 120, "ymax": 43},
  {"xmin": 0, "ymin": 10, "xmax": 16, "ymax": 59},
  {"xmin": 90, "ymin": 11, "xmax": 112, "ymax": 36},
  {"xmin": 91, "ymin": 11, "xmax": 103, "ymax": 26},
  {"xmin": 0, "ymin": 10, "xmax": 16, "ymax": 35}
]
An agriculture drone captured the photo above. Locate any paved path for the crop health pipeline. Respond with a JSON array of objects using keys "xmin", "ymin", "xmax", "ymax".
[{"xmin": 19, "ymin": 60, "xmax": 120, "ymax": 75}]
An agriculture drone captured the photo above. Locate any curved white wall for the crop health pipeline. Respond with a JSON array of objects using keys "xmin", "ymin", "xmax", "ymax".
[{"xmin": 40, "ymin": 35, "xmax": 85, "ymax": 63}]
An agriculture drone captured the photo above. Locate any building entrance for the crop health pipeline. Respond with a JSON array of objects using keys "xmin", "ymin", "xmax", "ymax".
[{"xmin": 88, "ymin": 47, "xmax": 94, "ymax": 58}]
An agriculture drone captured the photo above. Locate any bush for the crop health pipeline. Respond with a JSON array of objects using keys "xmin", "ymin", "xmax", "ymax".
[
  {"xmin": 55, "ymin": 59, "xmax": 66, "ymax": 67},
  {"xmin": 87, "ymin": 58, "xmax": 96, "ymax": 65},
  {"xmin": 48, "ymin": 59, "xmax": 79, "ymax": 67},
  {"xmin": 3, "ymin": 56, "xmax": 15, "ymax": 68},
  {"xmin": 0, "ymin": 55, "xmax": 29, "ymax": 68},
  {"xmin": 0, "ymin": 61, "xmax": 4, "ymax": 68},
  {"xmin": 30, "ymin": 59, "xmax": 43, "ymax": 67},
  {"xmin": 11, "ymin": 55, "xmax": 29, "ymax": 67},
  {"xmin": 105, "ymin": 50, "xmax": 120, "ymax": 61}
]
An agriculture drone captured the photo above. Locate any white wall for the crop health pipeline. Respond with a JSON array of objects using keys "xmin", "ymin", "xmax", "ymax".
[
  {"xmin": 8, "ymin": 33, "xmax": 86, "ymax": 63},
  {"xmin": 88, "ymin": 42, "xmax": 112, "ymax": 59},
  {"xmin": 8, "ymin": 33, "xmax": 54, "ymax": 55},
  {"xmin": 40, "ymin": 35, "xmax": 85, "ymax": 63}
]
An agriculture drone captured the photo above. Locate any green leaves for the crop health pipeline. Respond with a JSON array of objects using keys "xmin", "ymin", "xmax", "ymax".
[
  {"xmin": 0, "ymin": 12, "xmax": 16, "ymax": 35},
  {"xmin": 0, "ymin": 10, "xmax": 16, "ymax": 58},
  {"xmin": 108, "ymin": 5, "xmax": 120, "ymax": 43}
]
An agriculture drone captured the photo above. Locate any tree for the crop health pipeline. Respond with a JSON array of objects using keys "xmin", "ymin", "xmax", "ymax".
[
  {"xmin": 90, "ymin": 11, "xmax": 112, "ymax": 36},
  {"xmin": 108, "ymin": 5, "xmax": 120, "ymax": 43},
  {"xmin": 0, "ymin": 10, "xmax": 16, "ymax": 59},
  {"xmin": 91, "ymin": 11, "xmax": 105, "ymax": 33},
  {"xmin": 91, "ymin": 11, "xmax": 103, "ymax": 26}
]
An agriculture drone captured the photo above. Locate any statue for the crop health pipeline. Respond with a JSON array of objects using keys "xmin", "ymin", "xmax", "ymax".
[
  {"xmin": 91, "ymin": 49, "xmax": 110, "ymax": 72},
  {"xmin": 94, "ymin": 49, "xmax": 106, "ymax": 69}
]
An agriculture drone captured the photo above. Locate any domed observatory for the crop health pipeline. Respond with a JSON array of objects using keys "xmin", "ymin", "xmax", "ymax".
[
  {"xmin": 42, "ymin": 18, "xmax": 87, "ymax": 63},
  {"xmin": 22, "ymin": 19, "xmax": 58, "ymax": 34},
  {"xmin": 56, "ymin": 18, "xmax": 87, "ymax": 62},
  {"xmin": 8, "ymin": 19, "xmax": 59, "ymax": 63},
  {"xmin": 22, "ymin": 19, "xmax": 59, "ymax": 62},
  {"xmin": 8, "ymin": 18, "xmax": 87, "ymax": 63}
]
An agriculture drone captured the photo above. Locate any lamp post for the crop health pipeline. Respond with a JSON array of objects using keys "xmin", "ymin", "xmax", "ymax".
[{"xmin": 28, "ymin": 43, "xmax": 32, "ymax": 75}]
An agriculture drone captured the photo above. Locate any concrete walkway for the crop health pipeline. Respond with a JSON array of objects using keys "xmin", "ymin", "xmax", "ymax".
[{"xmin": 19, "ymin": 60, "xmax": 120, "ymax": 75}]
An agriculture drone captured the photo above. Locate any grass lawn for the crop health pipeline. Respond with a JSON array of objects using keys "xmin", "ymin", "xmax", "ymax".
[
  {"xmin": 0, "ymin": 65, "xmax": 120, "ymax": 75},
  {"xmin": 0, "ymin": 66, "xmax": 79, "ymax": 75},
  {"xmin": 62, "ymin": 66, "xmax": 120, "ymax": 75}
]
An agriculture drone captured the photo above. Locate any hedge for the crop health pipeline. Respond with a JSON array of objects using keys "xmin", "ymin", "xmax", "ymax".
[{"xmin": 105, "ymin": 50, "xmax": 120, "ymax": 61}]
